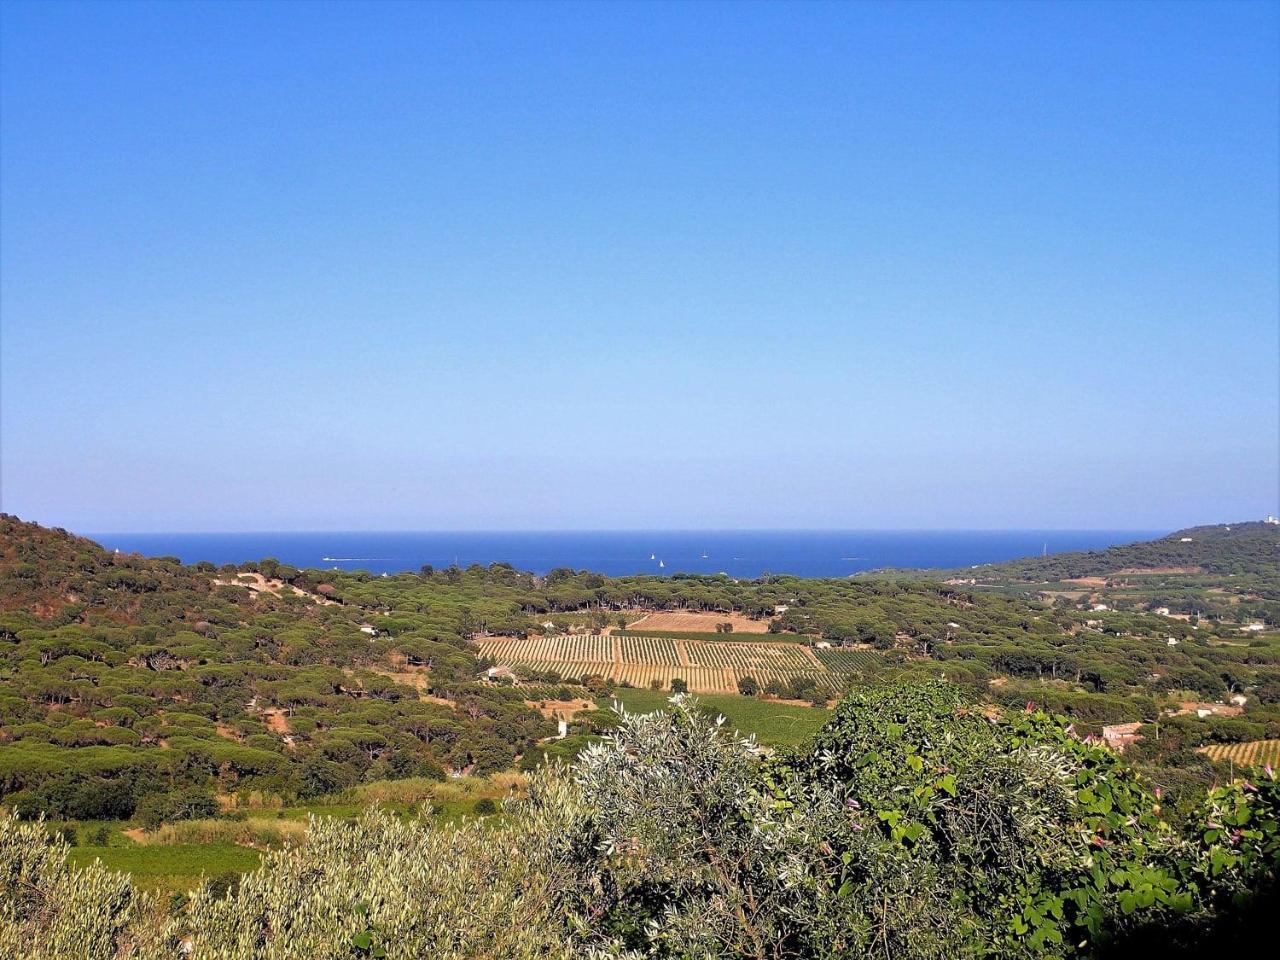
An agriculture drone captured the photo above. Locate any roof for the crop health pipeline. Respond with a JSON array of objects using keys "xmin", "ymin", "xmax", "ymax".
[{"xmin": 1103, "ymin": 722, "xmax": 1144, "ymax": 737}]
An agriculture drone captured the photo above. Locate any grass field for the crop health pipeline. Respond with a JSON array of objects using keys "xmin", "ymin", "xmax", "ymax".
[
  {"xmin": 68, "ymin": 842, "xmax": 262, "ymax": 895},
  {"xmin": 601, "ymin": 688, "xmax": 831, "ymax": 748}
]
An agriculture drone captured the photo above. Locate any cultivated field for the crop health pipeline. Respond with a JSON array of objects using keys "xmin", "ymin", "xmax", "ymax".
[
  {"xmin": 475, "ymin": 634, "xmax": 875, "ymax": 694},
  {"xmin": 1198, "ymin": 739, "xmax": 1280, "ymax": 768},
  {"xmin": 627, "ymin": 610, "xmax": 771, "ymax": 633}
]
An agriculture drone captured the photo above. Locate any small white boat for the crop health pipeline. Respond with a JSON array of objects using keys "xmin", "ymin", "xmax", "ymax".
[
  {"xmin": 701, "ymin": 550, "xmax": 708, "ymax": 559},
  {"xmin": 658, "ymin": 560, "xmax": 665, "ymax": 568},
  {"xmin": 650, "ymin": 553, "xmax": 656, "ymax": 560}
]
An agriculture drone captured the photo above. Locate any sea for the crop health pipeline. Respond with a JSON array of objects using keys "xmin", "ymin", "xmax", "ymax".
[{"xmin": 85, "ymin": 530, "xmax": 1162, "ymax": 579}]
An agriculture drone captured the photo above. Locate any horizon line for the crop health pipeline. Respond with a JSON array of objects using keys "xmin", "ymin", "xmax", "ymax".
[{"xmin": 83, "ymin": 526, "xmax": 1173, "ymax": 536}]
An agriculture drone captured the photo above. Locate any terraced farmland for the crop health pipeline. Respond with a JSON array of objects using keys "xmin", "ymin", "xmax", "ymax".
[
  {"xmin": 474, "ymin": 634, "xmax": 876, "ymax": 695},
  {"xmin": 1198, "ymin": 739, "xmax": 1280, "ymax": 768},
  {"xmin": 814, "ymin": 648, "xmax": 882, "ymax": 672}
]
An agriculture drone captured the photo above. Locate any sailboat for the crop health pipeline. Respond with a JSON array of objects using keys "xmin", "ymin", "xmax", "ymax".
[
  {"xmin": 649, "ymin": 553, "xmax": 656, "ymax": 561},
  {"xmin": 701, "ymin": 549, "xmax": 708, "ymax": 559},
  {"xmin": 658, "ymin": 559, "xmax": 665, "ymax": 569}
]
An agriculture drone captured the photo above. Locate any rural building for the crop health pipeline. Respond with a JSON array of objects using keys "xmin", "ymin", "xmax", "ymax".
[
  {"xmin": 1102, "ymin": 722, "xmax": 1144, "ymax": 753},
  {"xmin": 1154, "ymin": 607, "xmax": 1171, "ymax": 616},
  {"xmin": 1092, "ymin": 604, "xmax": 1109, "ymax": 612}
]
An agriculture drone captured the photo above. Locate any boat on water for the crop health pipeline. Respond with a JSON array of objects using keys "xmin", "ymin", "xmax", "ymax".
[
  {"xmin": 649, "ymin": 553, "xmax": 656, "ymax": 560},
  {"xmin": 658, "ymin": 560, "xmax": 665, "ymax": 568}
]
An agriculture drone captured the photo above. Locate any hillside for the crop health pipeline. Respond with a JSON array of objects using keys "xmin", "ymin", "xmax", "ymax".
[{"xmin": 870, "ymin": 521, "xmax": 1280, "ymax": 582}]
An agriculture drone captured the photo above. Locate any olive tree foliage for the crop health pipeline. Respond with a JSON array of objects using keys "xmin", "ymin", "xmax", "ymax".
[
  {"xmin": 171, "ymin": 794, "xmax": 584, "ymax": 960},
  {"xmin": 0, "ymin": 815, "xmax": 166, "ymax": 960},
  {"xmin": 565, "ymin": 696, "xmax": 961, "ymax": 959}
]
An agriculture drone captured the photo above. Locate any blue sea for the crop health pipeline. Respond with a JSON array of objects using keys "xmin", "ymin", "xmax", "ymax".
[{"xmin": 85, "ymin": 530, "xmax": 1162, "ymax": 579}]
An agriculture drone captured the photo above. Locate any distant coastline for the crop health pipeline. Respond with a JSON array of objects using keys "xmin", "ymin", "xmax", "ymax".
[{"xmin": 86, "ymin": 529, "xmax": 1162, "ymax": 579}]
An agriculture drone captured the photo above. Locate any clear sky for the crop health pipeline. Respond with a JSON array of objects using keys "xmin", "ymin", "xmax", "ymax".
[{"xmin": 1, "ymin": 0, "xmax": 1277, "ymax": 532}]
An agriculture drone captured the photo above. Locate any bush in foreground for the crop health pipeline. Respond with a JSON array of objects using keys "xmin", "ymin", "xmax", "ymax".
[{"xmin": 2, "ymin": 683, "xmax": 1277, "ymax": 958}]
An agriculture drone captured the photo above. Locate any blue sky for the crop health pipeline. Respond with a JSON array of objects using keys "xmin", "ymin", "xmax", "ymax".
[{"xmin": 1, "ymin": 0, "xmax": 1276, "ymax": 532}]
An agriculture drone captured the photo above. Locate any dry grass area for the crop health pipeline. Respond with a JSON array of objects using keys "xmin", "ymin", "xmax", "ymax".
[
  {"xmin": 262, "ymin": 709, "xmax": 291, "ymax": 734},
  {"xmin": 525, "ymin": 698, "xmax": 596, "ymax": 720},
  {"xmin": 627, "ymin": 610, "xmax": 770, "ymax": 633},
  {"xmin": 136, "ymin": 818, "xmax": 307, "ymax": 849},
  {"xmin": 213, "ymin": 573, "xmax": 341, "ymax": 606},
  {"xmin": 352, "ymin": 772, "xmax": 527, "ymax": 806},
  {"xmin": 368, "ymin": 666, "xmax": 431, "ymax": 692}
]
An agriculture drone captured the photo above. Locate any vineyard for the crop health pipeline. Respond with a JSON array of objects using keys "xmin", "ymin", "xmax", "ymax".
[
  {"xmin": 474, "ymin": 634, "xmax": 877, "ymax": 695},
  {"xmin": 1198, "ymin": 739, "xmax": 1280, "ymax": 768}
]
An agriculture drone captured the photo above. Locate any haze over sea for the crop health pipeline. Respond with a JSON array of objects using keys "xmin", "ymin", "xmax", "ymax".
[{"xmin": 87, "ymin": 530, "xmax": 1161, "ymax": 579}]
